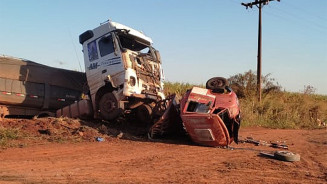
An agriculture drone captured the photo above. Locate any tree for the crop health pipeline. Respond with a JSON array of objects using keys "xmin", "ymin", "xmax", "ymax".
[
  {"xmin": 228, "ymin": 70, "xmax": 281, "ymax": 98},
  {"xmin": 302, "ymin": 85, "xmax": 316, "ymax": 95}
]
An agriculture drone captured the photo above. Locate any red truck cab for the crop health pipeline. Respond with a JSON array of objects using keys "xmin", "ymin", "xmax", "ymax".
[{"xmin": 180, "ymin": 77, "xmax": 241, "ymax": 147}]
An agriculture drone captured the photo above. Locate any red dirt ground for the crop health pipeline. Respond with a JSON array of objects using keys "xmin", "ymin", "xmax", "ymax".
[{"xmin": 0, "ymin": 118, "xmax": 326, "ymax": 184}]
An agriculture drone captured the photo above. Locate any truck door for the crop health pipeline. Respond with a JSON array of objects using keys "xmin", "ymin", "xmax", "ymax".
[
  {"xmin": 84, "ymin": 34, "xmax": 124, "ymax": 93},
  {"xmin": 97, "ymin": 34, "xmax": 124, "ymax": 80}
]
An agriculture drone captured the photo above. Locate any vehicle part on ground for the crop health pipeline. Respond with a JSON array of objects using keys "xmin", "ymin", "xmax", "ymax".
[
  {"xmin": 274, "ymin": 151, "xmax": 300, "ymax": 162},
  {"xmin": 240, "ymin": 137, "xmax": 289, "ymax": 149},
  {"xmin": 95, "ymin": 137, "xmax": 105, "ymax": 142},
  {"xmin": 56, "ymin": 99, "xmax": 93, "ymax": 119},
  {"xmin": 148, "ymin": 94, "xmax": 184, "ymax": 139},
  {"xmin": 180, "ymin": 78, "xmax": 241, "ymax": 147},
  {"xmin": 99, "ymin": 93, "xmax": 122, "ymax": 120},
  {"xmin": 260, "ymin": 151, "xmax": 300, "ymax": 162},
  {"xmin": 270, "ymin": 142, "xmax": 288, "ymax": 149}
]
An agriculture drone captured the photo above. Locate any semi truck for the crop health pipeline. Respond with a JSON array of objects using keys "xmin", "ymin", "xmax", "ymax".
[
  {"xmin": 1, "ymin": 20, "xmax": 165, "ymax": 123},
  {"xmin": 57, "ymin": 20, "xmax": 165, "ymax": 122}
]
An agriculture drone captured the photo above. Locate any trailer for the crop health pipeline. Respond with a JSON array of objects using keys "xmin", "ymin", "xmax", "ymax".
[{"xmin": 0, "ymin": 56, "xmax": 87, "ymax": 119}]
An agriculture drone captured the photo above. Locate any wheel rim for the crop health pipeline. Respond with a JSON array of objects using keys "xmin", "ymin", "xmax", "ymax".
[
  {"xmin": 103, "ymin": 98, "xmax": 115, "ymax": 113},
  {"xmin": 99, "ymin": 93, "xmax": 120, "ymax": 120}
]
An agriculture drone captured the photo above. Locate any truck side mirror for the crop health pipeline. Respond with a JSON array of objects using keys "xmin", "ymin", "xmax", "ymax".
[
  {"xmin": 79, "ymin": 30, "xmax": 94, "ymax": 44},
  {"xmin": 154, "ymin": 50, "xmax": 161, "ymax": 63}
]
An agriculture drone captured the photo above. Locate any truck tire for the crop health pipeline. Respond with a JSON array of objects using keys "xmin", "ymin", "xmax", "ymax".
[
  {"xmin": 206, "ymin": 77, "xmax": 228, "ymax": 90},
  {"xmin": 99, "ymin": 93, "xmax": 121, "ymax": 121},
  {"xmin": 274, "ymin": 151, "xmax": 300, "ymax": 162}
]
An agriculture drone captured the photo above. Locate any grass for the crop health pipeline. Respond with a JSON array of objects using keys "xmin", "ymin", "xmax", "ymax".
[
  {"xmin": 163, "ymin": 81, "xmax": 327, "ymax": 129},
  {"xmin": 239, "ymin": 92, "xmax": 327, "ymax": 129},
  {"xmin": 164, "ymin": 81, "xmax": 204, "ymax": 98},
  {"xmin": 0, "ymin": 126, "xmax": 20, "ymax": 148}
]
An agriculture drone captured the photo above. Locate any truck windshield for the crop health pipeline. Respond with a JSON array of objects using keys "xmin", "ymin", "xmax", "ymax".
[{"xmin": 117, "ymin": 34, "xmax": 150, "ymax": 53}]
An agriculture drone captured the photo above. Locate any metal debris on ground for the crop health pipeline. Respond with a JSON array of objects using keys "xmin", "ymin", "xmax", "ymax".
[
  {"xmin": 149, "ymin": 94, "xmax": 183, "ymax": 139},
  {"xmin": 239, "ymin": 137, "xmax": 288, "ymax": 149},
  {"xmin": 260, "ymin": 151, "xmax": 300, "ymax": 162}
]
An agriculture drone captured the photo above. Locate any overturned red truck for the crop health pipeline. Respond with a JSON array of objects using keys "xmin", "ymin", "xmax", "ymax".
[{"xmin": 149, "ymin": 77, "xmax": 241, "ymax": 147}]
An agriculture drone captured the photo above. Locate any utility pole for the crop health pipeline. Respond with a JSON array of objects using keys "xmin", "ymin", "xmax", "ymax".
[{"xmin": 241, "ymin": 0, "xmax": 280, "ymax": 102}]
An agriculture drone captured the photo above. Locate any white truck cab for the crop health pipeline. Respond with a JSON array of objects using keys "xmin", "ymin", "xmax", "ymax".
[{"xmin": 79, "ymin": 20, "xmax": 165, "ymax": 121}]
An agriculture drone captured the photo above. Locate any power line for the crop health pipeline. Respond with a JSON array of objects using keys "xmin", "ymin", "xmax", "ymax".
[
  {"xmin": 271, "ymin": 7, "xmax": 327, "ymax": 30},
  {"xmin": 283, "ymin": 1, "xmax": 327, "ymax": 22},
  {"xmin": 68, "ymin": 29, "xmax": 83, "ymax": 72},
  {"xmin": 263, "ymin": 9, "xmax": 326, "ymax": 34},
  {"xmin": 241, "ymin": 0, "xmax": 280, "ymax": 102}
]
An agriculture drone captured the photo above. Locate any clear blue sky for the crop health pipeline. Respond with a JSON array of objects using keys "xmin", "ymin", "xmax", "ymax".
[{"xmin": 1, "ymin": 0, "xmax": 326, "ymax": 94}]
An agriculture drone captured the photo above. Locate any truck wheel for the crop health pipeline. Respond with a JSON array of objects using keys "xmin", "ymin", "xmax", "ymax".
[
  {"xmin": 206, "ymin": 77, "xmax": 228, "ymax": 90},
  {"xmin": 274, "ymin": 151, "xmax": 300, "ymax": 162},
  {"xmin": 99, "ymin": 93, "xmax": 121, "ymax": 121}
]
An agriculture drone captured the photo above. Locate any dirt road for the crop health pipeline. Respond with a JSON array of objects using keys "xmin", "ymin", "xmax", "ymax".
[{"xmin": 0, "ymin": 125, "xmax": 326, "ymax": 184}]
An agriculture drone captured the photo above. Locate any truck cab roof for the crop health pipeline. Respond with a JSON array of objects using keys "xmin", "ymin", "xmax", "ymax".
[{"xmin": 79, "ymin": 20, "xmax": 153, "ymax": 45}]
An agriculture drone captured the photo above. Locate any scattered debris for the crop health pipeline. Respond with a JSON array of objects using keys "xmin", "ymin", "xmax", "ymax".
[
  {"xmin": 230, "ymin": 136, "xmax": 299, "ymax": 162},
  {"xmin": 116, "ymin": 132, "xmax": 124, "ymax": 139},
  {"xmin": 240, "ymin": 137, "xmax": 289, "ymax": 149},
  {"xmin": 95, "ymin": 137, "xmax": 104, "ymax": 142},
  {"xmin": 260, "ymin": 151, "xmax": 300, "ymax": 162},
  {"xmin": 149, "ymin": 94, "xmax": 184, "ymax": 139}
]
